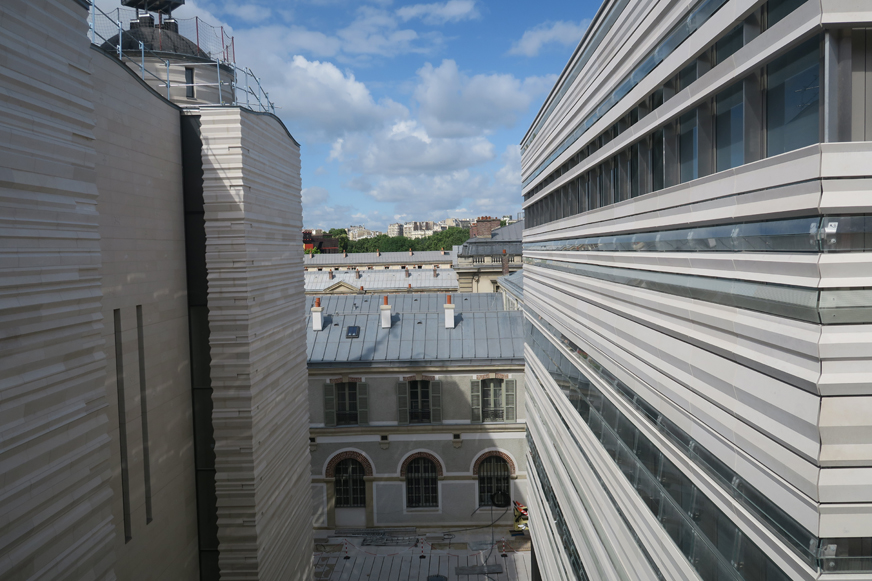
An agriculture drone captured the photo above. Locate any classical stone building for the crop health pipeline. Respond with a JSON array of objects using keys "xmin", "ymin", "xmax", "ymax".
[
  {"xmin": 522, "ymin": 0, "xmax": 872, "ymax": 579},
  {"xmin": 305, "ymin": 293, "xmax": 527, "ymax": 529},
  {"xmin": 0, "ymin": 1, "xmax": 311, "ymax": 580},
  {"xmin": 455, "ymin": 220, "xmax": 524, "ymax": 293}
]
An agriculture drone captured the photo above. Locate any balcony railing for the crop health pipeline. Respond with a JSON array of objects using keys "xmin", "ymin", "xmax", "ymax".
[{"xmin": 482, "ymin": 409, "xmax": 504, "ymax": 422}]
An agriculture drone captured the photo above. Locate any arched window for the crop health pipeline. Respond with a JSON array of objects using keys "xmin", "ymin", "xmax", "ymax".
[
  {"xmin": 335, "ymin": 459, "xmax": 365, "ymax": 508},
  {"xmin": 478, "ymin": 456, "xmax": 510, "ymax": 506},
  {"xmin": 406, "ymin": 458, "xmax": 438, "ymax": 508}
]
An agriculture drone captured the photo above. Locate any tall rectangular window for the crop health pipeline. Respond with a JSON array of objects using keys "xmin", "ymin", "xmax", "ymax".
[
  {"xmin": 597, "ymin": 168, "xmax": 607, "ymax": 208},
  {"xmin": 766, "ymin": 38, "xmax": 820, "ymax": 157},
  {"xmin": 409, "ymin": 380, "xmax": 431, "ymax": 423},
  {"xmin": 652, "ymin": 129, "xmax": 664, "ymax": 191},
  {"xmin": 185, "ymin": 68, "xmax": 195, "ymax": 98},
  {"xmin": 336, "ymin": 382, "xmax": 358, "ymax": 425},
  {"xmin": 715, "ymin": 83, "xmax": 744, "ymax": 172},
  {"xmin": 482, "ymin": 379, "xmax": 503, "ymax": 422},
  {"xmin": 679, "ymin": 110, "xmax": 699, "ymax": 182},
  {"xmin": 629, "ymin": 143, "xmax": 640, "ymax": 198}
]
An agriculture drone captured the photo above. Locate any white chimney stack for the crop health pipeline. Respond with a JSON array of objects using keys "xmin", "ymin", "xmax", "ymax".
[
  {"xmin": 444, "ymin": 294, "xmax": 455, "ymax": 329},
  {"xmin": 380, "ymin": 296, "xmax": 392, "ymax": 329},
  {"xmin": 312, "ymin": 297, "xmax": 323, "ymax": 331}
]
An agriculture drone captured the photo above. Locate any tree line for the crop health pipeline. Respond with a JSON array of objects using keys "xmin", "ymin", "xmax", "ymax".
[{"xmin": 324, "ymin": 227, "xmax": 470, "ymax": 253}]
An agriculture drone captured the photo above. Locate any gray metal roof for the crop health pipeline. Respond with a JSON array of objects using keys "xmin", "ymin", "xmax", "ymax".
[
  {"xmin": 304, "ymin": 250, "xmax": 455, "ymax": 267},
  {"xmin": 306, "ymin": 293, "xmax": 524, "ymax": 367},
  {"xmin": 498, "ymin": 270, "xmax": 524, "ymax": 302},
  {"xmin": 305, "ymin": 269, "xmax": 458, "ymax": 292},
  {"xmin": 458, "ymin": 241, "xmax": 523, "ymax": 256},
  {"xmin": 489, "ymin": 220, "xmax": 524, "ymax": 241}
]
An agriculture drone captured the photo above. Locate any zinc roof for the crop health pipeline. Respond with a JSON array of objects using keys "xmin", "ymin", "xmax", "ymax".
[
  {"xmin": 305, "ymin": 269, "xmax": 458, "ymax": 292},
  {"xmin": 306, "ymin": 292, "xmax": 524, "ymax": 367},
  {"xmin": 304, "ymin": 250, "xmax": 455, "ymax": 267}
]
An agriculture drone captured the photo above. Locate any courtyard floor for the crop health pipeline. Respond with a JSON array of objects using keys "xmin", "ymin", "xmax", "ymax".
[{"xmin": 314, "ymin": 528, "xmax": 533, "ymax": 581}]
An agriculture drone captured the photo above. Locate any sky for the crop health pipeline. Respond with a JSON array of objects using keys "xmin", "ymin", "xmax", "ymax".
[{"xmin": 99, "ymin": 0, "xmax": 601, "ymax": 231}]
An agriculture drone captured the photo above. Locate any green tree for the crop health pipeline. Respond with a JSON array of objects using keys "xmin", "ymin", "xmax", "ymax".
[
  {"xmin": 419, "ymin": 227, "xmax": 469, "ymax": 251},
  {"xmin": 304, "ymin": 247, "xmax": 321, "ymax": 255},
  {"xmin": 327, "ymin": 228, "xmax": 347, "ymax": 238}
]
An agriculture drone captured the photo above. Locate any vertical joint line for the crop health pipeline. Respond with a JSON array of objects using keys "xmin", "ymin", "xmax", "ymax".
[
  {"xmin": 137, "ymin": 305, "xmax": 153, "ymax": 524},
  {"xmin": 114, "ymin": 309, "xmax": 132, "ymax": 542}
]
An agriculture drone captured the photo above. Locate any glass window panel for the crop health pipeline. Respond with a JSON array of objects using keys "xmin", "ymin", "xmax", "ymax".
[
  {"xmin": 680, "ymin": 110, "xmax": 699, "ymax": 182},
  {"xmin": 652, "ymin": 129, "xmax": 665, "ymax": 191},
  {"xmin": 768, "ymin": 0, "xmax": 807, "ymax": 28},
  {"xmin": 766, "ymin": 38, "xmax": 820, "ymax": 157},
  {"xmin": 679, "ymin": 62, "xmax": 698, "ymax": 91},
  {"xmin": 716, "ymin": 83, "xmax": 744, "ymax": 172},
  {"xmin": 715, "ymin": 25, "xmax": 744, "ymax": 65}
]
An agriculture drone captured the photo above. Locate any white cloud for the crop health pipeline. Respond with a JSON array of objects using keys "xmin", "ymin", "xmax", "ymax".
[
  {"xmin": 229, "ymin": 52, "xmax": 407, "ymax": 140},
  {"xmin": 397, "ymin": 1, "xmax": 480, "ymax": 25},
  {"xmin": 414, "ymin": 60, "xmax": 556, "ymax": 138},
  {"xmin": 331, "ymin": 120, "xmax": 495, "ymax": 176},
  {"xmin": 221, "ymin": 2, "xmax": 271, "ymax": 23},
  {"xmin": 508, "ymin": 20, "xmax": 590, "ymax": 57}
]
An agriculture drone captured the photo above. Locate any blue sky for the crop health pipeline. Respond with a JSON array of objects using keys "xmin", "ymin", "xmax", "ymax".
[{"xmin": 106, "ymin": 0, "xmax": 601, "ymax": 230}]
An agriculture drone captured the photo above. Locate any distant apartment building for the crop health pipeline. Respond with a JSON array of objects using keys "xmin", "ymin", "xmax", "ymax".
[
  {"xmin": 1, "ymin": 2, "xmax": 312, "ymax": 580},
  {"xmin": 347, "ymin": 225, "xmax": 382, "ymax": 241},
  {"xmin": 306, "ymin": 293, "xmax": 527, "ymax": 529},
  {"xmin": 305, "ymin": 266, "xmax": 458, "ymax": 295},
  {"xmin": 521, "ymin": 0, "xmax": 872, "ymax": 580},
  {"xmin": 388, "ymin": 223, "xmax": 404, "ymax": 237}
]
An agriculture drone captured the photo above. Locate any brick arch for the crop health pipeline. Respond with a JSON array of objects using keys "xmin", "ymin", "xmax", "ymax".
[
  {"xmin": 325, "ymin": 450, "xmax": 373, "ymax": 477},
  {"xmin": 473, "ymin": 451, "xmax": 515, "ymax": 476},
  {"xmin": 400, "ymin": 451, "xmax": 444, "ymax": 477}
]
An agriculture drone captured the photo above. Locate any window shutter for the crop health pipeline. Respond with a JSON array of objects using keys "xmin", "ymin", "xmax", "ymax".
[
  {"xmin": 504, "ymin": 379, "xmax": 517, "ymax": 422},
  {"xmin": 397, "ymin": 381, "xmax": 409, "ymax": 425},
  {"xmin": 357, "ymin": 383, "xmax": 369, "ymax": 425},
  {"xmin": 324, "ymin": 383, "xmax": 336, "ymax": 427},
  {"xmin": 430, "ymin": 381, "xmax": 442, "ymax": 424},
  {"xmin": 471, "ymin": 379, "xmax": 482, "ymax": 423}
]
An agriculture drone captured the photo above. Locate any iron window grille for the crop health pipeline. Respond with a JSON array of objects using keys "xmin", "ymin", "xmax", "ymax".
[
  {"xmin": 334, "ymin": 459, "xmax": 366, "ymax": 508},
  {"xmin": 336, "ymin": 382, "xmax": 358, "ymax": 425},
  {"xmin": 406, "ymin": 458, "xmax": 438, "ymax": 508},
  {"xmin": 478, "ymin": 456, "xmax": 510, "ymax": 507},
  {"xmin": 409, "ymin": 380, "xmax": 431, "ymax": 423}
]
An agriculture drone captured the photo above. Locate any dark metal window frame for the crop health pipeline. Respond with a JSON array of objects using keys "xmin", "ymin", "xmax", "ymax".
[
  {"xmin": 334, "ymin": 459, "xmax": 366, "ymax": 508},
  {"xmin": 478, "ymin": 456, "xmax": 510, "ymax": 507}
]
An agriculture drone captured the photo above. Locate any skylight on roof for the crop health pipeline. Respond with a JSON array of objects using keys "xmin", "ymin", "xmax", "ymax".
[{"xmin": 346, "ymin": 326, "xmax": 360, "ymax": 339}]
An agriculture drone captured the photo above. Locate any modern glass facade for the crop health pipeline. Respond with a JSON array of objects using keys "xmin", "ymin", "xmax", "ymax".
[{"xmin": 521, "ymin": 0, "xmax": 872, "ymax": 578}]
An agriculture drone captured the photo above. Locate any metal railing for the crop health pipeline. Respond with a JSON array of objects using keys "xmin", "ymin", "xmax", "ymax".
[{"xmin": 87, "ymin": 1, "xmax": 275, "ymax": 114}]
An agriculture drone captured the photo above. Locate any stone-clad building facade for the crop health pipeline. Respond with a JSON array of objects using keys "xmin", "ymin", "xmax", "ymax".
[{"xmin": 0, "ymin": 2, "xmax": 311, "ymax": 580}]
